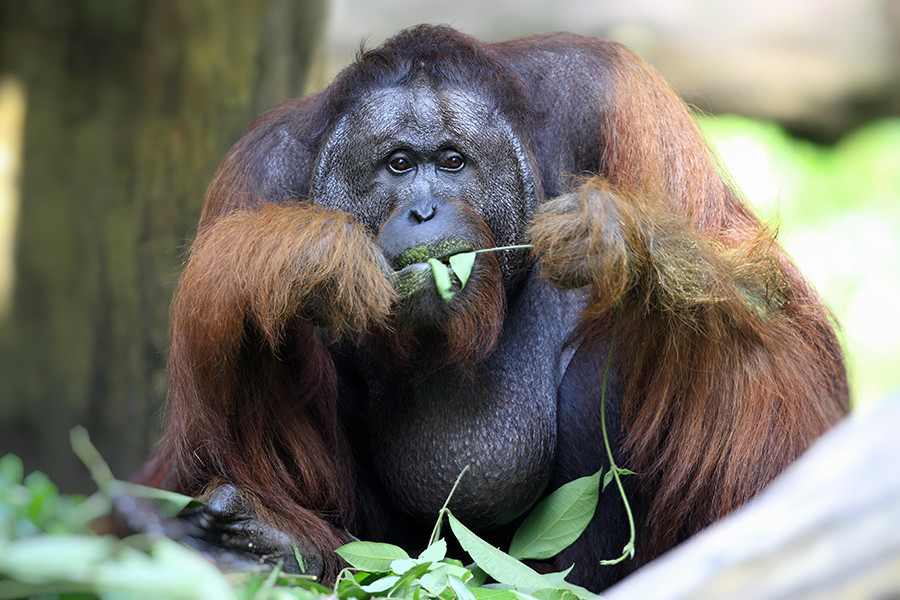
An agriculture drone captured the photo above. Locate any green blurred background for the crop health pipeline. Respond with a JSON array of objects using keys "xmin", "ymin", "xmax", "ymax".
[{"xmin": 0, "ymin": 0, "xmax": 897, "ymax": 492}]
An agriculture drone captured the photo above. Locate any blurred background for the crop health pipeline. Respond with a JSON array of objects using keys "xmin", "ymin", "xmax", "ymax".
[{"xmin": 0, "ymin": 0, "xmax": 897, "ymax": 493}]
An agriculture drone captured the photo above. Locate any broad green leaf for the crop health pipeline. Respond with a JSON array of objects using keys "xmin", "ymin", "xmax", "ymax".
[
  {"xmin": 419, "ymin": 568, "xmax": 449, "ymax": 596},
  {"xmin": 448, "ymin": 252, "xmax": 476, "ymax": 289},
  {"xmin": 335, "ymin": 574, "xmax": 370, "ymax": 600},
  {"xmin": 390, "ymin": 557, "xmax": 419, "ymax": 575},
  {"xmin": 468, "ymin": 588, "xmax": 521, "ymax": 600},
  {"xmin": 540, "ymin": 566, "xmax": 574, "ymax": 586},
  {"xmin": 544, "ymin": 579, "xmax": 599, "ymax": 600},
  {"xmin": 532, "ymin": 589, "xmax": 576, "ymax": 600},
  {"xmin": 335, "ymin": 541, "xmax": 410, "ymax": 572},
  {"xmin": 428, "ymin": 259, "xmax": 455, "ymax": 303},
  {"xmin": 430, "ymin": 561, "xmax": 472, "ymax": 582},
  {"xmin": 467, "ymin": 566, "xmax": 488, "ymax": 587},
  {"xmin": 360, "ymin": 574, "xmax": 400, "ymax": 593},
  {"xmin": 418, "ymin": 538, "xmax": 447, "ymax": 562},
  {"xmin": 446, "ymin": 512, "xmax": 549, "ymax": 590},
  {"xmin": 390, "ymin": 562, "xmax": 431, "ymax": 598},
  {"xmin": 349, "ymin": 571, "xmax": 371, "ymax": 583},
  {"xmin": 509, "ymin": 471, "xmax": 601, "ymax": 560},
  {"xmin": 448, "ymin": 575, "xmax": 476, "ymax": 600}
]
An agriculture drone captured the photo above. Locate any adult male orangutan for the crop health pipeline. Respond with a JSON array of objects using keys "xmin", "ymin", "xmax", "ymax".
[{"xmin": 137, "ymin": 25, "xmax": 849, "ymax": 591}]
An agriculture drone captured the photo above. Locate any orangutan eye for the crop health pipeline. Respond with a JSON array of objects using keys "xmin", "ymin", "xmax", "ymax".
[
  {"xmin": 439, "ymin": 152, "xmax": 465, "ymax": 172},
  {"xmin": 387, "ymin": 153, "xmax": 414, "ymax": 174}
]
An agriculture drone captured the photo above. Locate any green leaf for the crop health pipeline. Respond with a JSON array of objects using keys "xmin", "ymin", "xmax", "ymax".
[
  {"xmin": 277, "ymin": 574, "xmax": 332, "ymax": 594},
  {"xmin": 95, "ymin": 537, "xmax": 235, "ymax": 599},
  {"xmin": 602, "ymin": 471, "xmax": 614, "ymax": 491},
  {"xmin": 446, "ymin": 512, "xmax": 549, "ymax": 590},
  {"xmin": 419, "ymin": 568, "xmax": 449, "ymax": 596},
  {"xmin": 335, "ymin": 574, "xmax": 371, "ymax": 600},
  {"xmin": 544, "ymin": 580, "xmax": 599, "ymax": 600},
  {"xmin": 335, "ymin": 541, "xmax": 410, "ymax": 572},
  {"xmin": 509, "ymin": 471, "xmax": 601, "ymax": 560},
  {"xmin": 418, "ymin": 538, "xmax": 447, "ymax": 563},
  {"xmin": 467, "ymin": 566, "xmax": 488, "ymax": 587},
  {"xmin": 253, "ymin": 561, "xmax": 282, "ymax": 600},
  {"xmin": 360, "ymin": 574, "xmax": 401, "ymax": 593},
  {"xmin": 428, "ymin": 259, "xmax": 456, "ymax": 303},
  {"xmin": 467, "ymin": 588, "xmax": 523, "ymax": 600},
  {"xmin": 112, "ymin": 482, "xmax": 202, "ymax": 518},
  {"xmin": 390, "ymin": 562, "xmax": 432, "ymax": 598},
  {"xmin": 540, "ymin": 566, "xmax": 574, "ymax": 586},
  {"xmin": 59, "ymin": 492, "xmax": 112, "ymax": 533},
  {"xmin": 532, "ymin": 589, "xmax": 578, "ymax": 600},
  {"xmin": 448, "ymin": 575, "xmax": 476, "ymax": 600},
  {"xmin": 448, "ymin": 252, "xmax": 476, "ymax": 289},
  {"xmin": 430, "ymin": 561, "xmax": 471, "ymax": 582},
  {"xmin": 391, "ymin": 557, "xmax": 420, "ymax": 575},
  {"xmin": 23, "ymin": 471, "xmax": 59, "ymax": 528}
]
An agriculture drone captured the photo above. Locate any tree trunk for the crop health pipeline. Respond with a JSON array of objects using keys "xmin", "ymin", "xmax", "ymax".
[{"xmin": 0, "ymin": 0, "xmax": 325, "ymax": 492}]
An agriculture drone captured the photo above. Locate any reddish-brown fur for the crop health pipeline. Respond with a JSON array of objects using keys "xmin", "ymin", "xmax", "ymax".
[
  {"xmin": 140, "ymin": 203, "xmax": 396, "ymax": 577},
  {"xmin": 529, "ymin": 42, "xmax": 847, "ymax": 555},
  {"xmin": 140, "ymin": 28, "xmax": 848, "ymax": 584}
]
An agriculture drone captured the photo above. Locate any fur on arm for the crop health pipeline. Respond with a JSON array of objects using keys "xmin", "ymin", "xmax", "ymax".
[
  {"xmin": 528, "ymin": 42, "xmax": 849, "ymax": 557},
  {"xmin": 140, "ymin": 202, "xmax": 395, "ymax": 577}
]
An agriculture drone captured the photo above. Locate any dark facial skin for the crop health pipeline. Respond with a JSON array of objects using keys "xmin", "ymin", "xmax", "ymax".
[{"xmin": 310, "ymin": 83, "xmax": 538, "ymax": 311}]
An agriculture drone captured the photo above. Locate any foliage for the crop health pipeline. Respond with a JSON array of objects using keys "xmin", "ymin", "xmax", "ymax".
[
  {"xmin": 0, "ymin": 433, "xmax": 238, "ymax": 600},
  {"xmin": 332, "ymin": 467, "xmax": 603, "ymax": 600},
  {"xmin": 0, "ymin": 428, "xmax": 629, "ymax": 600}
]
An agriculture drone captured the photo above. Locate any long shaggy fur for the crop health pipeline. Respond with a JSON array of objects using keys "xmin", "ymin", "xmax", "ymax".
[
  {"xmin": 141, "ymin": 203, "xmax": 396, "ymax": 578},
  {"xmin": 529, "ymin": 42, "xmax": 848, "ymax": 557}
]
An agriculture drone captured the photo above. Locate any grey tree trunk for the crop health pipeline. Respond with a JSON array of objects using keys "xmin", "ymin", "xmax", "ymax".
[{"xmin": 0, "ymin": 0, "xmax": 325, "ymax": 492}]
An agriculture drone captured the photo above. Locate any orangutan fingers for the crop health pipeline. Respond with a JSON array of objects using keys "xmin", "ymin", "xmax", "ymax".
[{"xmin": 529, "ymin": 181, "xmax": 632, "ymax": 303}]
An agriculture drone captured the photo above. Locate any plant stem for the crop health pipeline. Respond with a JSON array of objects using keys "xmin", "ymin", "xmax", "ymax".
[
  {"xmin": 473, "ymin": 244, "xmax": 532, "ymax": 255},
  {"xmin": 428, "ymin": 465, "xmax": 470, "ymax": 547},
  {"xmin": 598, "ymin": 308, "xmax": 636, "ymax": 565}
]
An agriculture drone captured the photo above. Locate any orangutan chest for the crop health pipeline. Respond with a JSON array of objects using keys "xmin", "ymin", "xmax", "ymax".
[{"xmin": 369, "ymin": 371, "xmax": 559, "ymax": 530}]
